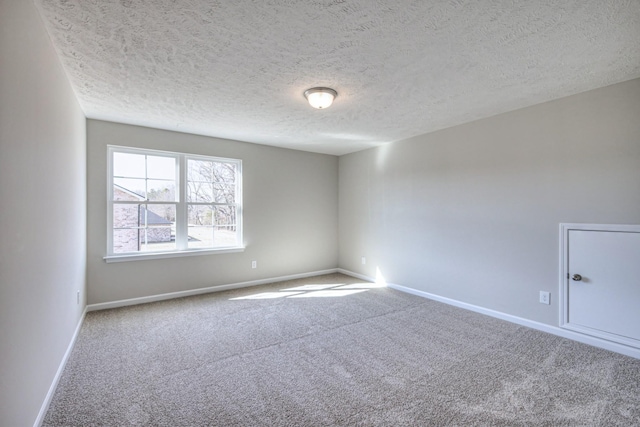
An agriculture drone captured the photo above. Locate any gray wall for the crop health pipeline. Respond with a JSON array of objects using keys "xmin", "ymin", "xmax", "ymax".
[
  {"xmin": 87, "ymin": 120, "xmax": 338, "ymax": 304},
  {"xmin": 339, "ymin": 78, "xmax": 640, "ymax": 326},
  {"xmin": 0, "ymin": 1, "xmax": 87, "ymax": 425}
]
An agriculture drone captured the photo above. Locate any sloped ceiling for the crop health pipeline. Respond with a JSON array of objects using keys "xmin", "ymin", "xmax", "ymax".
[{"xmin": 36, "ymin": 0, "xmax": 640, "ymax": 155}]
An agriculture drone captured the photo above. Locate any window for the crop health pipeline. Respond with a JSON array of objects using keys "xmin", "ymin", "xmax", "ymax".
[{"xmin": 107, "ymin": 146, "xmax": 242, "ymax": 260}]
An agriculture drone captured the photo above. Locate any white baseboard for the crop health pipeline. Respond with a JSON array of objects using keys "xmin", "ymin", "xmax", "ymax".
[
  {"xmin": 34, "ymin": 307, "xmax": 88, "ymax": 427},
  {"xmin": 87, "ymin": 269, "xmax": 339, "ymax": 312},
  {"xmin": 338, "ymin": 269, "xmax": 640, "ymax": 360}
]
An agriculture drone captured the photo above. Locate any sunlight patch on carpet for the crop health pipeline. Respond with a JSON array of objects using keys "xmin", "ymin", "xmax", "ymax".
[
  {"xmin": 288, "ymin": 289, "xmax": 367, "ymax": 298},
  {"xmin": 230, "ymin": 281, "xmax": 384, "ymax": 300},
  {"xmin": 229, "ymin": 291, "xmax": 303, "ymax": 300}
]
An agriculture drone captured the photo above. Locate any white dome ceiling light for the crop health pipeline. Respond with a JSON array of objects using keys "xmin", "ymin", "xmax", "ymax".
[{"xmin": 304, "ymin": 87, "xmax": 337, "ymax": 109}]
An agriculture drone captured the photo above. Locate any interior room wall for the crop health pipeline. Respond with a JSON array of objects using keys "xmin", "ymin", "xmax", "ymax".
[
  {"xmin": 87, "ymin": 120, "xmax": 338, "ymax": 304},
  {"xmin": 0, "ymin": 1, "xmax": 87, "ymax": 425},
  {"xmin": 339, "ymin": 78, "xmax": 640, "ymax": 326}
]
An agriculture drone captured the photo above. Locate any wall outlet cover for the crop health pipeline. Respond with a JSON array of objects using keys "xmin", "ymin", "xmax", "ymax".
[{"xmin": 539, "ymin": 291, "xmax": 550, "ymax": 305}]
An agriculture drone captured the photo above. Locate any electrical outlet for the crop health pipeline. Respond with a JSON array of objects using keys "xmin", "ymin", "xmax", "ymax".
[
  {"xmin": 251, "ymin": 260, "xmax": 257, "ymax": 269},
  {"xmin": 76, "ymin": 290, "xmax": 80, "ymax": 305},
  {"xmin": 361, "ymin": 257, "xmax": 366, "ymax": 265},
  {"xmin": 539, "ymin": 291, "xmax": 550, "ymax": 305}
]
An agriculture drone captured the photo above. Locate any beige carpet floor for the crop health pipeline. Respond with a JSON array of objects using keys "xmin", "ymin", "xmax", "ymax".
[{"xmin": 44, "ymin": 273, "xmax": 640, "ymax": 426}]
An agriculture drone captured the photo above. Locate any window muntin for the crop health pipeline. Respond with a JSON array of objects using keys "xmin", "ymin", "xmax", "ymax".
[{"xmin": 107, "ymin": 146, "xmax": 242, "ymax": 258}]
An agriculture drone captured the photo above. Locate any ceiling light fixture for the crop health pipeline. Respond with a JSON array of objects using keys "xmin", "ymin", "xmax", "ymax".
[{"xmin": 304, "ymin": 87, "xmax": 337, "ymax": 109}]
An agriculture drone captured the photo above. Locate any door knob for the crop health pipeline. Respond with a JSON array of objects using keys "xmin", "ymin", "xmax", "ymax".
[{"xmin": 572, "ymin": 274, "xmax": 582, "ymax": 281}]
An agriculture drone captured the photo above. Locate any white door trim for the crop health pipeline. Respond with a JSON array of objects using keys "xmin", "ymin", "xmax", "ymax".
[{"xmin": 559, "ymin": 223, "xmax": 640, "ymax": 349}]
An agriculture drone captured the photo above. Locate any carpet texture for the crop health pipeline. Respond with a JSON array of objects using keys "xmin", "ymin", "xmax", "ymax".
[{"xmin": 43, "ymin": 273, "xmax": 640, "ymax": 426}]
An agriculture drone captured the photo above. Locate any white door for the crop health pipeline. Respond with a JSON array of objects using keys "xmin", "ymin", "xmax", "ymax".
[{"xmin": 566, "ymin": 228, "xmax": 640, "ymax": 347}]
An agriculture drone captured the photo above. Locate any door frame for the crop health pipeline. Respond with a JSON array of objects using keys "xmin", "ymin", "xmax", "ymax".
[{"xmin": 559, "ymin": 223, "xmax": 640, "ymax": 349}]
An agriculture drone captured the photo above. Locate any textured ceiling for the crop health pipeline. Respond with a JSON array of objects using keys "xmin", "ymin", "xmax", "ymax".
[{"xmin": 36, "ymin": 0, "xmax": 640, "ymax": 155}]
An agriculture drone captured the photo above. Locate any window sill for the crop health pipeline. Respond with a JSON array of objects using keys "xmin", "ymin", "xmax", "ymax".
[{"xmin": 104, "ymin": 246, "xmax": 245, "ymax": 263}]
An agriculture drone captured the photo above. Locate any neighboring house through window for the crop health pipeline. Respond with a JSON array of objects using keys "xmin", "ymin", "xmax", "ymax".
[{"xmin": 107, "ymin": 146, "xmax": 243, "ymax": 260}]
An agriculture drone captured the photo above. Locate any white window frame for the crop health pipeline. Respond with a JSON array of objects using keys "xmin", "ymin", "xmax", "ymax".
[{"xmin": 105, "ymin": 145, "xmax": 243, "ymax": 262}]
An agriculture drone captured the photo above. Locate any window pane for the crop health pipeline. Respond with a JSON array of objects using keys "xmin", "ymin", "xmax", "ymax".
[
  {"xmin": 214, "ymin": 205, "xmax": 236, "ymax": 227},
  {"xmin": 212, "ymin": 226, "xmax": 238, "ymax": 246},
  {"xmin": 188, "ymin": 226, "xmax": 237, "ymax": 248},
  {"xmin": 188, "ymin": 160, "xmax": 212, "ymax": 182},
  {"xmin": 113, "ymin": 203, "xmax": 142, "ymax": 228},
  {"xmin": 188, "ymin": 205, "xmax": 213, "ymax": 226},
  {"xmin": 147, "ymin": 179, "xmax": 176, "ymax": 202},
  {"xmin": 188, "ymin": 160, "xmax": 237, "ymax": 184},
  {"xmin": 114, "ymin": 178, "xmax": 146, "ymax": 200},
  {"xmin": 213, "ymin": 183, "xmax": 235, "ymax": 203},
  {"xmin": 187, "ymin": 226, "xmax": 214, "ymax": 249},
  {"xmin": 140, "ymin": 204, "xmax": 176, "ymax": 227},
  {"xmin": 137, "ymin": 205, "xmax": 176, "ymax": 252},
  {"xmin": 113, "ymin": 228, "xmax": 140, "ymax": 253},
  {"xmin": 113, "ymin": 152, "xmax": 145, "ymax": 178},
  {"xmin": 140, "ymin": 227, "xmax": 175, "ymax": 252},
  {"xmin": 187, "ymin": 204, "xmax": 238, "ymax": 249},
  {"xmin": 146, "ymin": 155, "xmax": 175, "ymax": 180},
  {"xmin": 213, "ymin": 162, "xmax": 236, "ymax": 183},
  {"xmin": 186, "ymin": 206, "xmax": 237, "ymax": 248},
  {"xmin": 187, "ymin": 182, "xmax": 213, "ymax": 203}
]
